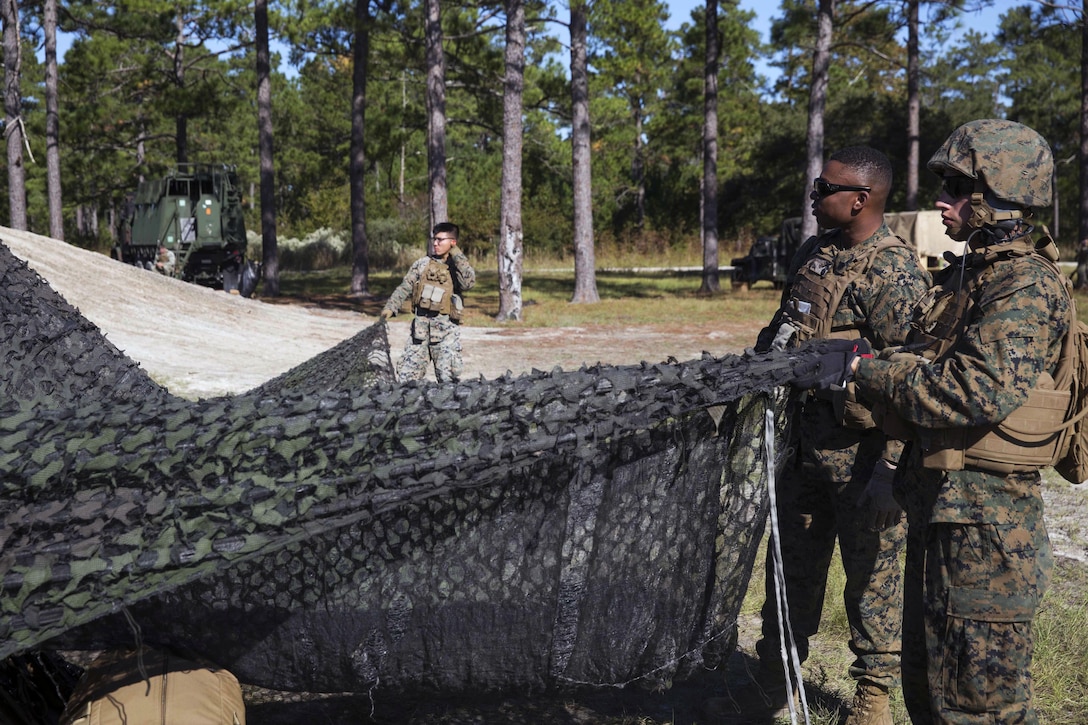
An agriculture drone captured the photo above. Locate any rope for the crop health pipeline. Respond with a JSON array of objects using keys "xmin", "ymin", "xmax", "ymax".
[
  {"xmin": 121, "ymin": 607, "xmax": 151, "ymax": 696},
  {"xmin": 764, "ymin": 407, "xmax": 809, "ymax": 725}
]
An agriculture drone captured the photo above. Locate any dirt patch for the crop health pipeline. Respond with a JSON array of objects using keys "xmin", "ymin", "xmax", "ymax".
[{"xmin": 2, "ymin": 230, "xmax": 754, "ymax": 398}]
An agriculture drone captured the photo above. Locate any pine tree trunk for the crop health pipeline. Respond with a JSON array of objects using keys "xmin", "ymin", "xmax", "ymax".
[
  {"xmin": 256, "ymin": 0, "xmax": 280, "ymax": 296},
  {"xmin": 497, "ymin": 0, "xmax": 525, "ymax": 321},
  {"xmin": 426, "ymin": 0, "xmax": 448, "ymax": 233},
  {"xmin": 350, "ymin": 0, "xmax": 371, "ymax": 296},
  {"xmin": 44, "ymin": 0, "xmax": 63, "ymax": 240},
  {"xmin": 2, "ymin": 0, "xmax": 27, "ymax": 230},
  {"xmin": 1079, "ymin": 0, "xmax": 1088, "ymax": 247},
  {"xmin": 801, "ymin": 0, "xmax": 833, "ymax": 241},
  {"xmin": 700, "ymin": 0, "xmax": 721, "ymax": 294},
  {"xmin": 570, "ymin": 1, "xmax": 599, "ymax": 303},
  {"xmin": 173, "ymin": 17, "xmax": 188, "ymax": 164},
  {"xmin": 906, "ymin": 0, "xmax": 920, "ymax": 212}
]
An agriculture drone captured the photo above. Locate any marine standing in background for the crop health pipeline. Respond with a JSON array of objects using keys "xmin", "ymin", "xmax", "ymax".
[
  {"xmin": 709, "ymin": 146, "xmax": 931, "ymax": 725},
  {"xmin": 382, "ymin": 222, "xmax": 476, "ymax": 382},
  {"xmin": 796, "ymin": 119, "xmax": 1066, "ymax": 724}
]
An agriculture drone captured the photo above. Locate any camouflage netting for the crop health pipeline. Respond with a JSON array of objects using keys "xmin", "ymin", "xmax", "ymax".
[{"xmin": 0, "ymin": 239, "xmax": 808, "ymax": 699}]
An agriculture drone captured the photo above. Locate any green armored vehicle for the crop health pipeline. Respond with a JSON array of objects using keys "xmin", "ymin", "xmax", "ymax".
[{"xmin": 116, "ymin": 163, "xmax": 259, "ymax": 297}]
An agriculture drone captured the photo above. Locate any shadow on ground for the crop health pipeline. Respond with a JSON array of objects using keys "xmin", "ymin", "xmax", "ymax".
[{"xmin": 244, "ymin": 650, "xmax": 848, "ymax": 725}]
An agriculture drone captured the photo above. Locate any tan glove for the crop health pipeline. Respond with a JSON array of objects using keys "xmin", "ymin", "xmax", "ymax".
[
  {"xmin": 857, "ymin": 459, "xmax": 902, "ymax": 530},
  {"xmin": 380, "ymin": 308, "xmax": 393, "ymax": 320}
]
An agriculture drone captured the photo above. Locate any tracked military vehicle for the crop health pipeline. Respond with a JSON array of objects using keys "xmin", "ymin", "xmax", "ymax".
[{"xmin": 116, "ymin": 163, "xmax": 258, "ymax": 297}]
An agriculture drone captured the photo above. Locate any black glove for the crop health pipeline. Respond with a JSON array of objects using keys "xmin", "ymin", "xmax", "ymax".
[
  {"xmin": 857, "ymin": 459, "xmax": 903, "ymax": 530},
  {"xmin": 790, "ymin": 338, "xmax": 873, "ymax": 390}
]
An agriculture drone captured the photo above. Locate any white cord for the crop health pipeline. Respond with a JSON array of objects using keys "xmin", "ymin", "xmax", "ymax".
[{"xmin": 764, "ymin": 407, "xmax": 810, "ymax": 725}]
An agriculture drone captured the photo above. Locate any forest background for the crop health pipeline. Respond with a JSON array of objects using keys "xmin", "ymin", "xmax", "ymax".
[{"xmin": 0, "ymin": 0, "xmax": 1083, "ymax": 310}]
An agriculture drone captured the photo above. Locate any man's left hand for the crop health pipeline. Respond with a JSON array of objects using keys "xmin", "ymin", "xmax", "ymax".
[{"xmin": 857, "ymin": 459, "xmax": 903, "ymax": 530}]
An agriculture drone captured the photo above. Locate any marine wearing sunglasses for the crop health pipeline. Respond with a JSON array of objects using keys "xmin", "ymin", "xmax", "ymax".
[
  {"xmin": 813, "ymin": 178, "xmax": 872, "ymax": 197},
  {"xmin": 939, "ymin": 176, "xmax": 976, "ymax": 199}
]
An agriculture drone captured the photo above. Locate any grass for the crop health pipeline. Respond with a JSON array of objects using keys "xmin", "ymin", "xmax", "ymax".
[
  {"xmin": 737, "ymin": 533, "xmax": 910, "ymax": 725},
  {"xmin": 275, "ymin": 265, "xmax": 784, "ymax": 328},
  {"xmin": 739, "ymin": 481, "xmax": 1088, "ymax": 725},
  {"xmin": 276, "ymin": 261, "xmax": 1088, "ymax": 331}
]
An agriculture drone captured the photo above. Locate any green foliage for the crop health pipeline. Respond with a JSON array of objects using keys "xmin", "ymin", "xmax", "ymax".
[
  {"xmin": 1033, "ymin": 557, "xmax": 1088, "ymax": 723},
  {"xmin": 248, "ymin": 227, "xmax": 350, "ymax": 270},
  {"xmin": 5, "ymin": 0, "xmax": 1088, "ymax": 260},
  {"xmin": 998, "ymin": 5, "xmax": 1081, "ymax": 240},
  {"xmin": 247, "ymin": 213, "xmax": 424, "ymax": 272}
]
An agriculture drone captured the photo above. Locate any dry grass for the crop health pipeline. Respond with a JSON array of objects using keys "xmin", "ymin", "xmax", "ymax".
[{"xmin": 736, "ymin": 474, "xmax": 1088, "ymax": 725}]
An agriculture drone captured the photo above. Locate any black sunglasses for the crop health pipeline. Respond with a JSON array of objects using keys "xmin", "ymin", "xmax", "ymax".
[
  {"xmin": 813, "ymin": 178, "xmax": 871, "ymax": 197},
  {"xmin": 940, "ymin": 176, "xmax": 976, "ymax": 198}
]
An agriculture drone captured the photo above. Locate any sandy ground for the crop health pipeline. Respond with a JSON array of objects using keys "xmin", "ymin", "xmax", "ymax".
[{"xmin": 2, "ymin": 228, "xmax": 751, "ymax": 400}]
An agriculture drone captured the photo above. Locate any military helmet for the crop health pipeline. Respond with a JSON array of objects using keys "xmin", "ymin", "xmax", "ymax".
[{"xmin": 927, "ymin": 119, "xmax": 1053, "ymax": 209}]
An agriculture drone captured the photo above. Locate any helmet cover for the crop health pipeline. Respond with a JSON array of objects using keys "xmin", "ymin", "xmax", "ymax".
[{"xmin": 927, "ymin": 119, "xmax": 1053, "ymax": 208}]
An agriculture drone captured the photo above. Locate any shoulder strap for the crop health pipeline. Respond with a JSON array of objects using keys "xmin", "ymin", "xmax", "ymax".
[{"xmin": 824, "ymin": 234, "xmax": 910, "ymax": 337}]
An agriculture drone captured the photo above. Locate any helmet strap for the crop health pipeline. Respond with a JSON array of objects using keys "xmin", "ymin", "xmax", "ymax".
[{"xmin": 967, "ymin": 190, "xmax": 1024, "ymax": 229}]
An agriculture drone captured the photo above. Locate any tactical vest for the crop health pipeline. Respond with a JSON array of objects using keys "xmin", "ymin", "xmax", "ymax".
[
  {"xmin": 412, "ymin": 257, "xmax": 456, "ymax": 317},
  {"xmin": 912, "ymin": 237, "xmax": 1073, "ymax": 474},
  {"xmin": 783, "ymin": 233, "xmax": 910, "ymax": 344},
  {"xmin": 784, "ymin": 233, "xmax": 910, "ymax": 429}
]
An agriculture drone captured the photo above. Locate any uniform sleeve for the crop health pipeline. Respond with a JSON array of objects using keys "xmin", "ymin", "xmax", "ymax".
[
  {"xmin": 856, "ymin": 259, "xmax": 1070, "ymax": 429},
  {"xmin": 857, "ymin": 246, "xmax": 932, "ymax": 348},
  {"xmin": 384, "ymin": 257, "xmax": 427, "ymax": 315},
  {"xmin": 450, "ymin": 250, "xmax": 476, "ymax": 292}
]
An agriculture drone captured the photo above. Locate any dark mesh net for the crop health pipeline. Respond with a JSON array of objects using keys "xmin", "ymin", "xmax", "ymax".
[{"xmin": 0, "ymin": 239, "xmax": 801, "ymax": 703}]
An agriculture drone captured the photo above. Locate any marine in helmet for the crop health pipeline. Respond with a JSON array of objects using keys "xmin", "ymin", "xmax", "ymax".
[{"xmin": 794, "ymin": 119, "xmax": 1069, "ymax": 724}]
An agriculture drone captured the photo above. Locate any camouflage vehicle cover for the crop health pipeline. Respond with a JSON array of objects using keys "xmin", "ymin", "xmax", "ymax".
[
  {"xmin": 115, "ymin": 164, "xmax": 258, "ymax": 297},
  {"xmin": 0, "ymin": 237, "xmax": 828, "ymax": 720}
]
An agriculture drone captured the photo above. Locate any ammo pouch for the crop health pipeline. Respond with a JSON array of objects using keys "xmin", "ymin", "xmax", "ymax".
[
  {"xmin": 920, "ymin": 372, "xmax": 1070, "ymax": 474},
  {"xmin": 413, "ymin": 258, "xmax": 455, "ymax": 315},
  {"xmin": 416, "ymin": 283, "xmax": 447, "ymax": 312},
  {"xmin": 915, "ymin": 237, "xmax": 1076, "ymax": 475},
  {"xmin": 449, "ymin": 293, "xmax": 464, "ymax": 323},
  {"xmin": 783, "ymin": 233, "xmax": 908, "ymax": 345}
]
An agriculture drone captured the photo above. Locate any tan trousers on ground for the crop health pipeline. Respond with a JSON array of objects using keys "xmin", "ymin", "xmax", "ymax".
[{"xmin": 60, "ymin": 647, "xmax": 245, "ymax": 725}]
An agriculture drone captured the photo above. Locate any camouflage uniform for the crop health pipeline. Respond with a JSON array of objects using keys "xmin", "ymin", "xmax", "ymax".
[
  {"xmin": 155, "ymin": 246, "xmax": 175, "ymax": 276},
  {"xmin": 754, "ymin": 223, "xmax": 930, "ymax": 692},
  {"xmin": 853, "ymin": 119, "xmax": 1062, "ymax": 724},
  {"xmin": 383, "ymin": 250, "xmax": 475, "ymax": 383},
  {"xmin": 857, "ymin": 250, "xmax": 1065, "ymax": 724}
]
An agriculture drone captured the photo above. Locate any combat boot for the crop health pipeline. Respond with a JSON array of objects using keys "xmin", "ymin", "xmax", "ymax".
[
  {"xmin": 844, "ymin": 682, "xmax": 893, "ymax": 725},
  {"xmin": 702, "ymin": 667, "xmax": 801, "ymax": 720}
]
